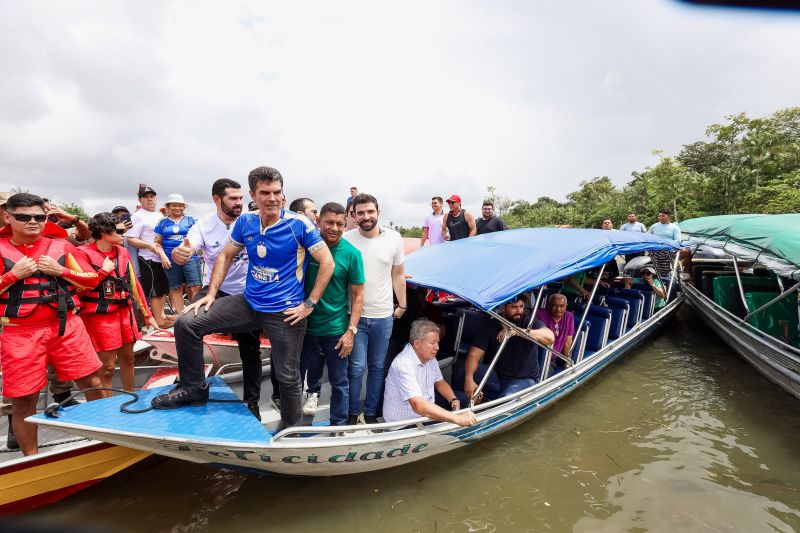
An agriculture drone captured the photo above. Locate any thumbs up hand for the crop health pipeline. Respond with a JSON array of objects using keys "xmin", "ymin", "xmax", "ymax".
[
  {"xmin": 101, "ymin": 256, "xmax": 115, "ymax": 273},
  {"xmin": 171, "ymin": 237, "xmax": 194, "ymax": 265}
]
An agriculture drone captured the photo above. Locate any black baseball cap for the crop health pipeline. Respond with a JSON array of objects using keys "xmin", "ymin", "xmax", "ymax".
[
  {"xmin": 248, "ymin": 201, "xmax": 258, "ymax": 211},
  {"xmin": 111, "ymin": 205, "xmax": 130, "ymax": 214},
  {"xmin": 138, "ymin": 184, "xmax": 157, "ymax": 198}
]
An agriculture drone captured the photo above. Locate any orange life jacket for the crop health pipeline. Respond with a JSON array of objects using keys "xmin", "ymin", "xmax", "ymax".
[
  {"xmin": 0, "ymin": 237, "xmax": 79, "ymax": 335},
  {"xmin": 79, "ymin": 244, "xmax": 133, "ymax": 314}
]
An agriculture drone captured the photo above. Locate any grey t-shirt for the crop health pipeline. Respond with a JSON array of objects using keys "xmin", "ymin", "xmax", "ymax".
[{"xmin": 620, "ymin": 222, "xmax": 646, "ymax": 233}]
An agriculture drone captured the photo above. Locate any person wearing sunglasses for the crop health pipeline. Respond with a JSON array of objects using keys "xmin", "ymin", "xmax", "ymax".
[
  {"xmin": 0, "ymin": 193, "xmax": 106, "ymax": 456},
  {"xmin": 79, "ymin": 213, "xmax": 161, "ymax": 393},
  {"xmin": 625, "ymin": 265, "xmax": 667, "ymax": 309}
]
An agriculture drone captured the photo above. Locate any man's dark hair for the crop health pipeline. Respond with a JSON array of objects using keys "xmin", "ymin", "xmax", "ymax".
[
  {"xmin": 659, "ymin": 209, "xmax": 671, "ymax": 216},
  {"xmin": 89, "ymin": 212, "xmax": 121, "ymax": 240},
  {"xmin": 482, "ymin": 199, "xmax": 494, "ymax": 207},
  {"xmin": 432, "ymin": 196, "xmax": 443, "ymax": 203},
  {"xmin": 212, "ymin": 178, "xmax": 241, "ymax": 199},
  {"xmin": 247, "ymin": 166, "xmax": 283, "ymax": 192},
  {"xmin": 504, "ymin": 293, "xmax": 529, "ymax": 306},
  {"xmin": 628, "ymin": 211, "xmax": 636, "ymax": 216},
  {"xmin": 6, "ymin": 193, "xmax": 45, "ymax": 211},
  {"xmin": 289, "ymin": 197, "xmax": 312, "ymax": 213},
  {"xmin": 352, "ymin": 193, "xmax": 379, "ymax": 211},
  {"xmin": 320, "ymin": 202, "xmax": 345, "ymax": 218}
]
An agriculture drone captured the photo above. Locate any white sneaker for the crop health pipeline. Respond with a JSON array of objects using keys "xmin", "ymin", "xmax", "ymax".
[{"xmin": 302, "ymin": 392, "xmax": 319, "ymax": 415}]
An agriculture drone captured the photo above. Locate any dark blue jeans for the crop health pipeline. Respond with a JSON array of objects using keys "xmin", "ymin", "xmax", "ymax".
[
  {"xmin": 300, "ymin": 334, "xmax": 349, "ymax": 426},
  {"xmin": 348, "ymin": 316, "xmax": 393, "ymax": 417},
  {"xmin": 175, "ymin": 294, "xmax": 306, "ymax": 427}
]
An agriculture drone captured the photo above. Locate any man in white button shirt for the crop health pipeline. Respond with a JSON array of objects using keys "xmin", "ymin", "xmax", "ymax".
[{"xmin": 383, "ymin": 319, "xmax": 476, "ymax": 427}]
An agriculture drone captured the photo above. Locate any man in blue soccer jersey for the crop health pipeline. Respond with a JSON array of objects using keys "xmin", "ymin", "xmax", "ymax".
[{"xmin": 152, "ymin": 166, "xmax": 335, "ymax": 427}]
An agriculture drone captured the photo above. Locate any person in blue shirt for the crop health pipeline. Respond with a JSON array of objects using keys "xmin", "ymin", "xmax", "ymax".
[
  {"xmin": 152, "ymin": 167, "xmax": 335, "ymax": 428},
  {"xmin": 154, "ymin": 194, "xmax": 201, "ymax": 314},
  {"xmin": 648, "ymin": 209, "xmax": 682, "ymax": 277}
]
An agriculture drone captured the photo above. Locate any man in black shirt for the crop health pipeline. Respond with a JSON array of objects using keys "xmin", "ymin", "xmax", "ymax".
[
  {"xmin": 463, "ymin": 295, "xmax": 554, "ymax": 402},
  {"xmin": 476, "ymin": 200, "xmax": 508, "ymax": 235}
]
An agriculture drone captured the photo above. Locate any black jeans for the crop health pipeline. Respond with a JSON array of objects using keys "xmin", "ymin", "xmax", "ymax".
[
  {"xmin": 175, "ymin": 293, "xmax": 306, "ymax": 426},
  {"xmin": 191, "ymin": 288, "xmax": 263, "ymax": 408}
]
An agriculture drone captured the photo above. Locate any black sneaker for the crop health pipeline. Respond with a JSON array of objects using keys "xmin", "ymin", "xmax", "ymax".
[
  {"xmin": 151, "ymin": 383, "xmax": 209, "ymax": 409},
  {"xmin": 364, "ymin": 414, "xmax": 379, "ymax": 425},
  {"xmin": 53, "ymin": 391, "xmax": 79, "ymax": 407},
  {"xmin": 270, "ymin": 396, "xmax": 281, "ymax": 412},
  {"xmin": 6, "ymin": 416, "xmax": 19, "ymax": 451},
  {"xmin": 246, "ymin": 402, "xmax": 262, "ymax": 421},
  {"xmin": 347, "ymin": 414, "xmax": 359, "ymax": 425}
]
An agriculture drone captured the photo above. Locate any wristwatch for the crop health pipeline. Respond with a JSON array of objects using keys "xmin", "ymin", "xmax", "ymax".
[
  {"xmin": 348, "ymin": 324, "xmax": 358, "ymax": 335},
  {"xmin": 303, "ymin": 298, "xmax": 316, "ymax": 309}
]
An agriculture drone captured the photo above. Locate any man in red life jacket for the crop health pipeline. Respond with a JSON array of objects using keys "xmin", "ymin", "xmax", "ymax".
[{"xmin": 0, "ymin": 193, "xmax": 105, "ymax": 455}]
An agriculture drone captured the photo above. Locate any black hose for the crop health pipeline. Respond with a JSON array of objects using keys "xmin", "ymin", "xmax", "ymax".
[{"xmin": 43, "ymin": 387, "xmax": 242, "ymax": 418}]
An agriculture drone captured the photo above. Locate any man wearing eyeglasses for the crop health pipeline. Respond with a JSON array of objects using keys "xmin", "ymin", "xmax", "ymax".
[{"xmin": 0, "ymin": 193, "xmax": 105, "ymax": 455}]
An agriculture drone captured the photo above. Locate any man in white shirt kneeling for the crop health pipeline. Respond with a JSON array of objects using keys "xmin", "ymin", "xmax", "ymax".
[{"xmin": 383, "ymin": 319, "xmax": 477, "ymax": 427}]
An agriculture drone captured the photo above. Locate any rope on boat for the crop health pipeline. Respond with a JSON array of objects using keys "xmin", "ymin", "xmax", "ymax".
[{"xmin": 42, "ymin": 387, "xmax": 243, "ymax": 418}]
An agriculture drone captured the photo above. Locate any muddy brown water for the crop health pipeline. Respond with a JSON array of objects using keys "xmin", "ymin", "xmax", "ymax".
[{"xmin": 28, "ymin": 307, "xmax": 800, "ymax": 532}]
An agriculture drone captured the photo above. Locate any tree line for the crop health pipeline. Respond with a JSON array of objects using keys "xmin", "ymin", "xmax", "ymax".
[{"xmin": 399, "ymin": 106, "xmax": 799, "ymax": 236}]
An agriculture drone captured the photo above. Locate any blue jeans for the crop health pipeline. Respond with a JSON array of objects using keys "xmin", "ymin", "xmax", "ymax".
[
  {"xmin": 348, "ymin": 316, "xmax": 393, "ymax": 417},
  {"xmin": 164, "ymin": 257, "xmax": 203, "ymax": 289},
  {"xmin": 300, "ymin": 334, "xmax": 349, "ymax": 425}
]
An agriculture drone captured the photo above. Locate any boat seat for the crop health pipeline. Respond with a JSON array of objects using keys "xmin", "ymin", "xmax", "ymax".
[
  {"xmin": 713, "ymin": 276, "xmax": 780, "ymax": 318},
  {"xmin": 571, "ymin": 321, "xmax": 589, "ymax": 362},
  {"xmin": 615, "ymin": 288, "xmax": 644, "ymax": 330},
  {"xmin": 691, "ymin": 263, "xmax": 729, "ymax": 287},
  {"xmin": 438, "ymin": 312, "xmax": 464, "ymax": 360},
  {"xmin": 630, "ymin": 283, "xmax": 656, "ymax": 319},
  {"xmin": 603, "ymin": 297, "xmax": 629, "ymax": 340},
  {"xmin": 576, "ymin": 305, "xmax": 610, "ymax": 358},
  {"xmin": 701, "ymin": 271, "xmax": 745, "ymax": 299}
]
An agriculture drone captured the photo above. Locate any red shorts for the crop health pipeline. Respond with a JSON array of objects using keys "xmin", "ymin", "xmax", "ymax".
[
  {"xmin": 0, "ymin": 313, "xmax": 102, "ymax": 398},
  {"xmin": 81, "ymin": 307, "xmax": 142, "ymax": 352}
]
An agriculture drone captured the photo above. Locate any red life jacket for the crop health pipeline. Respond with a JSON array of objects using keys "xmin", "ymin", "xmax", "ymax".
[
  {"xmin": 79, "ymin": 245, "xmax": 133, "ymax": 314},
  {"xmin": 0, "ymin": 237, "xmax": 79, "ymax": 334}
]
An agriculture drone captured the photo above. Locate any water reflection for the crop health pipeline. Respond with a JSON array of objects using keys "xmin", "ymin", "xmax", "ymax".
[{"xmin": 32, "ymin": 307, "xmax": 800, "ymax": 532}]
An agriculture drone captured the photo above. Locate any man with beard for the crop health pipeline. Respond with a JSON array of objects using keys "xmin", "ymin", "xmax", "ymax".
[
  {"xmin": 462, "ymin": 294, "xmax": 554, "ymax": 402},
  {"xmin": 168, "ymin": 178, "xmax": 264, "ymax": 418},
  {"xmin": 343, "ymin": 193, "xmax": 407, "ymax": 424},
  {"xmin": 153, "ymin": 167, "xmax": 334, "ymax": 428},
  {"xmin": 298, "ymin": 202, "xmax": 365, "ymax": 424}
]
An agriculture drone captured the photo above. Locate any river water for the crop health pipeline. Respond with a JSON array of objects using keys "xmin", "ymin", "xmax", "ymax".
[{"xmin": 30, "ymin": 306, "xmax": 800, "ymax": 532}]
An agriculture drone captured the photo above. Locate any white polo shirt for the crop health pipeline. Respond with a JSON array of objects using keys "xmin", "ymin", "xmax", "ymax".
[
  {"xmin": 343, "ymin": 226, "xmax": 404, "ymax": 318},
  {"xmin": 127, "ymin": 208, "xmax": 164, "ymax": 262},
  {"xmin": 383, "ymin": 343, "xmax": 443, "ymax": 423}
]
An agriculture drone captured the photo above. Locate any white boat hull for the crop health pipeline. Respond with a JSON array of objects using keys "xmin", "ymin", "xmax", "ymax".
[{"xmin": 33, "ymin": 297, "xmax": 684, "ymax": 476}]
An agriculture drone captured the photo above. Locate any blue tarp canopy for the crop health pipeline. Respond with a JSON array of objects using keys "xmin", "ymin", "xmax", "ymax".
[{"xmin": 405, "ymin": 228, "xmax": 680, "ymax": 310}]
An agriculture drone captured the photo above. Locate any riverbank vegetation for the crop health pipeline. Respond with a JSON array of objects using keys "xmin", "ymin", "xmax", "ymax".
[{"xmin": 398, "ymin": 107, "xmax": 800, "ymax": 236}]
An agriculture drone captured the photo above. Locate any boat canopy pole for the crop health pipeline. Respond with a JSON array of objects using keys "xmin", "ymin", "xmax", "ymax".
[
  {"xmin": 528, "ymin": 286, "xmax": 545, "ymax": 327},
  {"xmin": 741, "ymin": 280, "xmax": 800, "ymax": 323},
  {"xmin": 731, "ymin": 256, "xmax": 749, "ymax": 311},
  {"xmin": 469, "ymin": 333, "xmax": 510, "ymax": 408},
  {"xmin": 489, "ymin": 310, "xmax": 572, "ymax": 368},
  {"xmin": 665, "ymin": 252, "xmax": 681, "ymax": 303},
  {"xmin": 576, "ymin": 263, "xmax": 606, "ymax": 363}
]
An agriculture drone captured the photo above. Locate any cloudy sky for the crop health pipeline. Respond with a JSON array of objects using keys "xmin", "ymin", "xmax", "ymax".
[{"xmin": 1, "ymin": 1, "xmax": 798, "ymax": 226}]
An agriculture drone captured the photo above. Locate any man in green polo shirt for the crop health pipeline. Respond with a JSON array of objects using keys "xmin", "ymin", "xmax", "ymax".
[{"xmin": 299, "ymin": 202, "xmax": 365, "ymax": 425}]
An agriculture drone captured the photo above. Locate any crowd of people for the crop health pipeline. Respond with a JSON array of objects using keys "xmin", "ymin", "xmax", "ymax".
[{"xmin": 0, "ymin": 169, "xmax": 684, "ymax": 455}]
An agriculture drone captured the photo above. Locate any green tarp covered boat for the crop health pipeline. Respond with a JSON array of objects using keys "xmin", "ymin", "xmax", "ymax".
[{"xmin": 681, "ymin": 214, "xmax": 800, "ymax": 399}]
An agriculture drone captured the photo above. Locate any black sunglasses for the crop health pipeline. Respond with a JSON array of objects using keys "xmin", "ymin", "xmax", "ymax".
[
  {"xmin": 11, "ymin": 213, "xmax": 48, "ymax": 223},
  {"xmin": 111, "ymin": 228, "xmax": 127, "ymax": 235}
]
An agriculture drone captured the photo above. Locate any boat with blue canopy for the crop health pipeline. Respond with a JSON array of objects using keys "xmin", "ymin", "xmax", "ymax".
[
  {"xmin": 30, "ymin": 228, "xmax": 684, "ymax": 476},
  {"xmin": 681, "ymin": 214, "xmax": 800, "ymax": 399}
]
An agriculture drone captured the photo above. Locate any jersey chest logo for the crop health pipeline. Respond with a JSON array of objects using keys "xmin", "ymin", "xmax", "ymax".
[{"xmin": 256, "ymin": 243, "xmax": 267, "ymax": 258}]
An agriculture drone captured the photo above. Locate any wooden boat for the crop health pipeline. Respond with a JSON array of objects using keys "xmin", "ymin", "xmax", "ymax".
[
  {"xmin": 681, "ymin": 214, "xmax": 800, "ymax": 399},
  {"xmin": 31, "ymin": 228, "xmax": 683, "ymax": 476}
]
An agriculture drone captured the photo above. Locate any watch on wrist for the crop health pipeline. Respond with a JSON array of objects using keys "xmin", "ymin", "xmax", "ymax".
[
  {"xmin": 303, "ymin": 298, "xmax": 316, "ymax": 309},
  {"xmin": 348, "ymin": 324, "xmax": 358, "ymax": 335}
]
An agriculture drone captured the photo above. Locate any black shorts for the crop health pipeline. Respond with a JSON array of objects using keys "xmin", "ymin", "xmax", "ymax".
[{"xmin": 138, "ymin": 257, "xmax": 170, "ymax": 298}]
